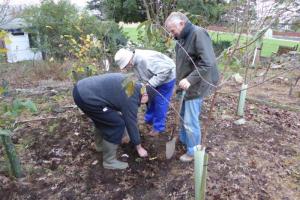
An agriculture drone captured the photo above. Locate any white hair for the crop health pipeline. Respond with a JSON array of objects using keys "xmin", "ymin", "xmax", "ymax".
[{"xmin": 165, "ymin": 12, "xmax": 189, "ymax": 27}]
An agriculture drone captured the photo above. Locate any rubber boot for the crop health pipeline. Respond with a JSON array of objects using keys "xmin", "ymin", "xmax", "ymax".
[
  {"xmin": 94, "ymin": 128, "xmax": 103, "ymax": 152},
  {"xmin": 102, "ymin": 140, "xmax": 128, "ymax": 170}
]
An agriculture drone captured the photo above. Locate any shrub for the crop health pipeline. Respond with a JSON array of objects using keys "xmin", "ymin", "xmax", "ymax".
[
  {"xmin": 136, "ymin": 20, "xmax": 173, "ymax": 55},
  {"xmin": 23, "ymin": 0, "xmax": 127, "ymax": 62},
  {"xmin": 0, "ymin": 30, "xmax": 9, "ymax": 63},
  {"xmin": 212, "ymin": 40, "xmax": 232, "ymax": 57},
  {"xmin": 64, "ymin": 21, "xmax": 128, "ymax": 81}
]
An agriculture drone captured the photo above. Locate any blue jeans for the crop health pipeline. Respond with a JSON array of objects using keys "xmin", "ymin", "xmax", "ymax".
[
  {"xmin": 179, "ymin": 97, "xmax": 203, "ymax": 156},
  {"xmin": 144, "ymin": 79, "xmax": 175, "ymax": 132}
]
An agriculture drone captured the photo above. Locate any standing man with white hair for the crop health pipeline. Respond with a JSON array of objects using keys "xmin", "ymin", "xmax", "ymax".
[
  {"xmin": 165, "ymin": 12, "xmax": 219, "ymax": 162},
  {"xmin": 114, "ymin": 48, "xmax": 176, "ymax": 137}
]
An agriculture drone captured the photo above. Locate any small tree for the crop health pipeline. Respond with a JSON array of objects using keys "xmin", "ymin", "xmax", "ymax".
[
  {"xmin": 0, "ymin": 97, "xmax": 38, "ymax": 178},
  {"xmin": 22, "ymin": 0, "xmax": 79, "ymax": 60}
]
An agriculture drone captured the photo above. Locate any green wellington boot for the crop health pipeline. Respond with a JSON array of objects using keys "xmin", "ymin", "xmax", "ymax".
[
  {"xmin": 94, "ymin": 128, "xmax": 103, "ymax": 152},
  {"xmin": 102, "ymin": 140, "xmax": 128, "ymax": 170}
]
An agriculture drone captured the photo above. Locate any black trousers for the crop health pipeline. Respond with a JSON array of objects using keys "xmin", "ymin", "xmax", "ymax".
[{"xmin": 73, "ymin": 86, "xmax": 125, "ymax": 144}]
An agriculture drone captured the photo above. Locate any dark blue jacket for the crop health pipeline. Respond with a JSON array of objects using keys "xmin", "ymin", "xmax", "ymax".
[{"xmin": 76, "ymin": 73, "xmax": 142, "ymax": 145}]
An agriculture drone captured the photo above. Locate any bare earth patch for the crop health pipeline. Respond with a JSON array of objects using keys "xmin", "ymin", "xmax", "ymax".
[{"xmin": 0, "ymin": 66, "xmax": 299, "ymax": 199}]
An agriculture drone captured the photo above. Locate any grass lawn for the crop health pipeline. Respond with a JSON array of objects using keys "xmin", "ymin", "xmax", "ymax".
[
  {"xmin": 209, "ymin": 31, "xmax": 300, "ymax": 57},
  {"xmin": 123, "ymin": 27, "xmax": 140, "ymax": 43},
  {"xmin": 123, "ymin": 27, "xmax": 300, "ymax": 57}
]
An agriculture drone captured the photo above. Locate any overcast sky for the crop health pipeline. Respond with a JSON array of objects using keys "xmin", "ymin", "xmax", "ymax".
[{"xmin": 5, "ymin": 0, "xmax": 88, "ymax": 8}]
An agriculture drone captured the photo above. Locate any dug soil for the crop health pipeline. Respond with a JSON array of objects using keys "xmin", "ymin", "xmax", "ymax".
[{"xmin": 0, "ymin": 71, "xmax": 300, "ymax": 199}]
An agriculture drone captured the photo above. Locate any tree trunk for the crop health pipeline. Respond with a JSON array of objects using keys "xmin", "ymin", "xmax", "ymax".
[{"xmin": 142, "ymin": 0, "xmax": 151, "ymax": 21}]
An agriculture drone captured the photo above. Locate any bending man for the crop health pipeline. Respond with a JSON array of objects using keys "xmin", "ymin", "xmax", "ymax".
[
  {"xmin": 114, "ymin": 48, "xmax": 176, "ymax": 137},
  {"xmin": 73, "ymin": 73, "xmax": 152, "ymax": 169}
]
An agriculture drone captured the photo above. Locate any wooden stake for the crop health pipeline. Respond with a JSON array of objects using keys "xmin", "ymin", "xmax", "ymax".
[{"xmin": 200, "ymin": 154, "xmax": 208, "ymax": 200}]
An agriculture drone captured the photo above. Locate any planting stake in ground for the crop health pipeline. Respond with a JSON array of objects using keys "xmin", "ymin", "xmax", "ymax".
[
  {"xmin": 237, "ymin": 83, "xmax": 248, "ymax": 116},
  {"xmin": 195, "ymin": 146, "xmax": 206, "ymax": 200},
  {"xmin": 200, "ymin": 153, "xmax": 208, "ymax": 200}
]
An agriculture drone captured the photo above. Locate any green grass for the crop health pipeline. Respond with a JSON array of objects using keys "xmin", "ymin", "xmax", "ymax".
[
  {"xmin": 123, "ymin": 27, "xmax": 300, "ymax": 57},
  {"xmin": 123, "ymin": 27, "xmax": 140, "ymax": 43},
  {"xmin": 260, "ymin": 38, "xmax": 299, "ymax": 57},
  {"xmin": 209, "ymin": 31, "xmax": 300, "ymax": 57}
]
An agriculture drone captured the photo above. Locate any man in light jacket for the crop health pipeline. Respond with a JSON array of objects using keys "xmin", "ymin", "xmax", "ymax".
[
  {"xmin": 114, "ymin": 48, "xmax": 176, "ymax": 136},
  {"xmin": 165, "ymin": 12, "xmax": 219, "ymax": 162}
]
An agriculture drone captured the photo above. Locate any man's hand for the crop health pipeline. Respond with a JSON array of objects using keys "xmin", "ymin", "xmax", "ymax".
[
  {"xmin": 179, "ymin": 78, "xmax": 191, "ymax": 90},
  {"xmin": 136, "ymin": 144, "xmax": 148, "ymax": 157}
]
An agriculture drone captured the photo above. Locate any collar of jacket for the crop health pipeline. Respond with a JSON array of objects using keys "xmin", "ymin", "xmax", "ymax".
[{"xmin": 176, "ymin": 21, "xmax": 193, "ymax": 40}]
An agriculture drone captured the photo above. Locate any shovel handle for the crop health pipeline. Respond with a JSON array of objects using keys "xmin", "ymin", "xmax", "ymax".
[
  {"xmin": 169, "ymin": 91, "xmax": 186, "ymax": 139},
  {"xmin": 178, "ymin": 91, "xmax": 186, "ymax": 115}
]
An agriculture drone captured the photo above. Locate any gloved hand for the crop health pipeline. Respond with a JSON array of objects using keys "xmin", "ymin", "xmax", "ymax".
[{"xmin": 136, "ymin": 144, "xmax": 148, "ymax": 157}]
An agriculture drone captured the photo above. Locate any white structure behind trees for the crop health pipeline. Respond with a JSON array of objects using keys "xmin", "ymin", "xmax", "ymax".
[{"xmin": 0, "ymin": 18, "xmax": 42, "ymax": 63}]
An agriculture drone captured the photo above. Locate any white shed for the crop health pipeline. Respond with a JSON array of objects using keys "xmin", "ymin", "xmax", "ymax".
[{"xmin": 0, "ymin": 18, "xmax": 42, "ymax": 63}]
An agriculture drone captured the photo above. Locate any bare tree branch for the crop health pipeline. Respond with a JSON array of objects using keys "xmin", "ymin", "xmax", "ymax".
[{"xmin": 0, "ymin": 0, "xmax": 11, "ymax": 26}]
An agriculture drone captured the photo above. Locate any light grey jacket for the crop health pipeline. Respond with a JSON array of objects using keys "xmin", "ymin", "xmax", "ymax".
[{"xmin": 132, "ymin": 49, "xmax": 176, "ymax": 87}]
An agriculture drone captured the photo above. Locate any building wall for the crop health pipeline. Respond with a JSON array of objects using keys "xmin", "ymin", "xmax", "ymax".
[{"xmin": 5, "ymin": 32, "xmax": 42, "ymax": 63}]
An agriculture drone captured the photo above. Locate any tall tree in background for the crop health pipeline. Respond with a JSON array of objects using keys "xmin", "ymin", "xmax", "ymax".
[
  {"xmin": 176, "ymin": 0, "xmax": 226, "ymax": 26},
  {"xmin": 141, "ymin": 0, "xmax": 176, "ymax": 24},
  {"xmin": 23, "ymin": 0, "xmax": 127, "ymax": 60},
  {"xmin": 0, "ymin": 0, "xmax": 11, "ymax": 26},
  {"xmin": 87, "ymin": 0, "xmax": 225, "ymax": 25},
  {"xmin": 86, "ymin": 0, "xmax": 102, "ymax": 18},
  {"xmin": 220, "ymin": 0, "xmax": 257, "ymax": 32},
  {"xmin": 87, "ymin": 0, "xmax": 102, "ymax": 11},
  {"xmin": 22, "ymin": 0, "xmax": 79, "ymax": 60},
  {"xmin": 87, "ymin": 0, "xmax": 146, "ymax": 22}
]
